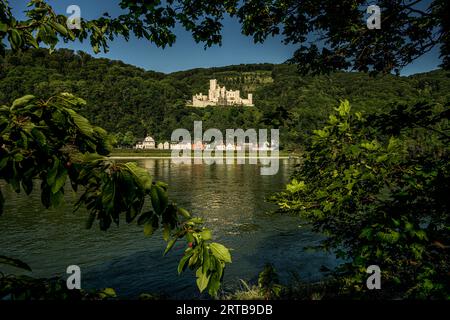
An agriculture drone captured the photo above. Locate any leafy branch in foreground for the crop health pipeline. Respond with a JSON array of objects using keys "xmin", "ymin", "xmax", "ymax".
[
  {"xmin": 0, "ymin": 93, "xmax": 231, "ymax": 297},
  {"xmin": 2, "ymin": 0, "xmax": 449, "ymax": 74}
]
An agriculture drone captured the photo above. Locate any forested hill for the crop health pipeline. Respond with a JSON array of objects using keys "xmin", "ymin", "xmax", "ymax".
[{"xmin": 1, "ymin": 49, "xmax": 449, "ymax": 149}]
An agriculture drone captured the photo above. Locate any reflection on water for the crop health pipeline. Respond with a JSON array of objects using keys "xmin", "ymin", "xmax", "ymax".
[{"xmin": 0, "ymin": 159, "xmax": 338, "ymax": 298}]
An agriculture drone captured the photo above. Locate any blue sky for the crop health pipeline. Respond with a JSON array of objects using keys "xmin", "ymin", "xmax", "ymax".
[{"xmin": 9, "ymin": 0, "xmax": 442, "ymax": 75}]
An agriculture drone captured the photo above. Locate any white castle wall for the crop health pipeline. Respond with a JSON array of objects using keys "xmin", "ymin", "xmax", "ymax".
[{"xmin": 191, "ymin": 79, "xmax": 254, "ymax": 107}]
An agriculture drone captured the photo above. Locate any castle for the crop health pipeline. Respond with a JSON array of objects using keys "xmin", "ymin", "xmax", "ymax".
[{"xmin": 190, "ymin": 79, "xmax": 254, "ymax": 107}]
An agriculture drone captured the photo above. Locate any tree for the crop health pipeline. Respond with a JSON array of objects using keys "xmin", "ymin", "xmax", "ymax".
[
  {"xmin": 122, "ymin": 131, "xmax": 137, "ymax": 148},
  {"xmin": 270, "ymin": 100, "xmax": 449, "ymax": 298},
  {"xmin": 1, "ymin": 0, "xmax": 449, "ymax": 75},
  {"xmin": 113, "ymin": 131, "xmax": 124, "ymax": 147}
]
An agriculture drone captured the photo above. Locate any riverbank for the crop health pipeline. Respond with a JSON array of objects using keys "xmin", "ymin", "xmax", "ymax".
[{"xmin": 109, "ymin": 149, "xmax": 300, "ymax": 159}]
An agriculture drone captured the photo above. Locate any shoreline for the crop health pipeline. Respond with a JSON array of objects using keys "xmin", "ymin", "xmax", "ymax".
[
  {"xmin": 108, "ymin": 155, "xmax": 295, "ymax": 160},
  {"xmin": 109, "ymin": 149, "xmax": 301, "ymax": 160}
]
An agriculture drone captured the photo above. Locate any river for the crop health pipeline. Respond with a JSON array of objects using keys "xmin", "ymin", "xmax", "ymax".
[{"xmin": 0, "ymin": 158, "xmax": 338, "ymax": 298}]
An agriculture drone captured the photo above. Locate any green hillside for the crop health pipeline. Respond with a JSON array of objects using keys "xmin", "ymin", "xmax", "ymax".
[{"xmin": 1, "ymin": 49, "xmax": 449, "ymax": 150}]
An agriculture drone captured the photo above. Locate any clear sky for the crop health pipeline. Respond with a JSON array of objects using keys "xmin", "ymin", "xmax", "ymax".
[{"xmin": 8, "ymin": 0, "xmax": 442, "ymax": 75}]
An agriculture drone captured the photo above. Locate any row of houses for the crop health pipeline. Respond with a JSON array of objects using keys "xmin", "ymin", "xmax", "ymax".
[{"xmin": 135, "ymin": 136, "xmax": 277, "ymax": 151}]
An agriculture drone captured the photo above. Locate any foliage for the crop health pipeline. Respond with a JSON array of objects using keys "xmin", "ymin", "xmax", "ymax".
[
  {"xmin": 2, "ymin": 49, "xmax": 450, "ymax": 150},
  {"xmin": 0, "ymin": 275, "xmax": 117, "ymax": 300},
  {"xmin": 0, "ymin": 253, "xmax": 117, "ymax": 300},
  {"xmin": 1, "ymin": 1, "xmax": 449, "ymax": 74},
  {"xmin": 257, "ymin": 264, "xmax": 283, "ymax": 299},
  {"xmin": 1, "ymin": 0, "xmax": 450, "ymax": 301},
  {"xmin": 0, "ymin": 93, "xmax": 231, "ymax": 297},
  {"xmin": 221, "ymin": 265, "xmax": 284, "ymax": 300},
  {"xmin": 271, "ymin": 100, "xmax": 450, "ymax": 298}
]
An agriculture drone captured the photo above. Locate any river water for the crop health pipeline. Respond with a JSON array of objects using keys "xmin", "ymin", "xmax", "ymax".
[{"xmin": 0, "ymin": 158, "xmax": 338, "ymax": 298}]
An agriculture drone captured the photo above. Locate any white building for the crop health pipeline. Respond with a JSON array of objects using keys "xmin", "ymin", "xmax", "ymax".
[
  {"xmin": 135, "ymin": 136, "xmax": 156, "ymax": 149},
  {"xmin": 171, "ymin": 142, "xmax": 191, "ymax": 150},
  {"xmin": 190, "ymin": 79, "xmax": 254, "ymax": 107}
]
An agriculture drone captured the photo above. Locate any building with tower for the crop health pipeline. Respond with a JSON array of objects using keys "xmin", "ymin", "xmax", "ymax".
[{"xmin": 190, "ymin": 79, "xmax": 254, "ymax": 107}]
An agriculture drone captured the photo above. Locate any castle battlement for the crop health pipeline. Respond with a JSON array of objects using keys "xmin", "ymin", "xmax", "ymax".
[{"xmin": 189, "ymin": 79, "xmax": 254, "ymax": 107}]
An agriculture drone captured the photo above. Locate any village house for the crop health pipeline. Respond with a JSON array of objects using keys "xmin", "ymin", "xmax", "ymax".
[{"xmin": 135, "ymin": 136, "xmax": 155, "ymax": 149}]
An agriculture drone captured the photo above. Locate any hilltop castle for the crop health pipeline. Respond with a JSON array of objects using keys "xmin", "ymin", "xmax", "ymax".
[{"xmin": 190, "ymin": 79, "xmax": 254, "ymax": 107}]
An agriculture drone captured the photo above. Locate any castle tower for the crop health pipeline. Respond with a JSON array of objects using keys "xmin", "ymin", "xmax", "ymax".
[
  {"xmin": 209, "ymin": 79, "xmax": 217, "ymax": 101},
  {"xmin": 210, "ymin": 79, "xmax": 217, "ymax": 91},
  {"xmin": 247, "ymin": 93, "xmax": 253, "ymax": 105}
]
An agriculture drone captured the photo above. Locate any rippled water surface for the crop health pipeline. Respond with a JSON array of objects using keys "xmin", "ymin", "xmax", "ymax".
[{"xmin": 0, "ymin": 159, "xmax": 338, "ymax": 298}]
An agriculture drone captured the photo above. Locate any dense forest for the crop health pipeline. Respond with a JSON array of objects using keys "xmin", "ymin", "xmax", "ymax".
[
  {"xmin": 1, "ymin": 49, "xmax": 449, "ymax": 149},
  {"xmin": 1, "ymin": 0, "xmax": 449, "ymax": 301}
]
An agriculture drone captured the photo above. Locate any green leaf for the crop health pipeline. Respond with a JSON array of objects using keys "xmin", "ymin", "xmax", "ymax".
[
  {"xmin": 202, "ymin": 246, "xmax": 211, "ymax": 273},
  {"xmin": 99, "ymin": 287, "xmax": 116, "ymax": 298},
  {"xmin": 189, "ymin": 249, "xmax": 200, "ymax": 267},
  {"xmin": 64, "ymin": 108, "xmax": 94, "ymax": 136},
  {"xmin": 31, "ymin": 127, "xmax": 47, "ymax": 146},
  {"xmin": 46, "ymin": 159, "xmax": 60, "ymax": 186},
  {"xmin": 177, "ymin": 207, "xmax": 191, "ymax": 219},
  {"xmin": 286, "ymin": 179, "xmax": 306, "ymax": 193},
  {"xmin": 178, "ymin": 250, "xmax": 194, "ymax": 274},
  {"xmin": 125, "ymin": 162, "xmax": 152, "ymax": 191},
  {"xmin": 9, "ymin": 29, "xmax": 22, "ymax": 48},
  {"xmin": 188, "ymin": 217, "xmax": 204, "ymax": 224},
  {"xmin": 150, "ymin": 185, "xmax": 161, "ymax": 214},
  {"xmin": 144, "ymin": 221, "xmax": 155, "ymax": 236},
  {"xmin": 51, "ymin": 168, "xmax": 68, "ymax": 194},
  {"xmin": 209, "ymin": 242, "xmax": 232, "ymax": 263},
  {"xmin": 155, "ymin": 181, "xmax": 168, "ymax": 191},
  {"xmin": 0, "ymin": 255, "xmax": 32, "ymax": 271},
  {"xmin": 186, "ymin": 232, "xmax": 195, "ymax": 243},
  {"xmin": 336, "ymin": 99, "xmax": 351, "ymax": 116},
  {"xmin": 50, "ymin": 21, "xmax": 68, "ymax": 36},
  {"xmin": 207, "ymin": 271, "xmax": 222, "ymax": 296},
  {"xmin": 156, "ymin": 185, "xmax": 168, "ymax": 213},
  {"xmin": 196, "ymin": 267, "xmax": 210, "ymax": 293},
  {"xmin": 162, "ymin": 224, "xmax": 170, "ymax": 241},
  {"xmin": 137, "ymin": 211, "xmax": 153, "ymax": 226},
  {"xmin": 27, "ymin": 35, "xmax": 39, "ymax": 48},
  {"xmin": 164, "ymin": 238, "xmax": 177, "ymax": 255},
  {"xmin": 11, "ymin": 95, "xmax": 35, "ymax": 110},
  {"xmin": 200, "ymin": 229, "xmax": 212, "ymax": 241},
  {"xmin": 376, "ymin": 154, "xmax": 388, "ymax": 163},
  {"xmin": 0, "ymin": 23, "xmax": 8, "ymax": 33}
]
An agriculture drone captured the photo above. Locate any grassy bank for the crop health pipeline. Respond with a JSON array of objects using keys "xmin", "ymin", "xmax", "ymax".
[
  {"xmin": 110, "ymin": 149, "xmax": 173, "ymax": 157},
  {"xmin": 109, "ymin": 149, "xmax": 297, "ymax": 158}
]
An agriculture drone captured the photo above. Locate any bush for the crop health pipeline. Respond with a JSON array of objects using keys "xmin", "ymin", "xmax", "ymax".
[{"xmin": 271, "ymin": 100, "xmax": 450, "ymax": 299}]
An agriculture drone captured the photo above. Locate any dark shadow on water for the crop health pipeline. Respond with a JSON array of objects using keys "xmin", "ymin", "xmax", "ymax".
[{"xmin": 82, "ymin": 221, "xmax": 340, "ymax": 299}]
